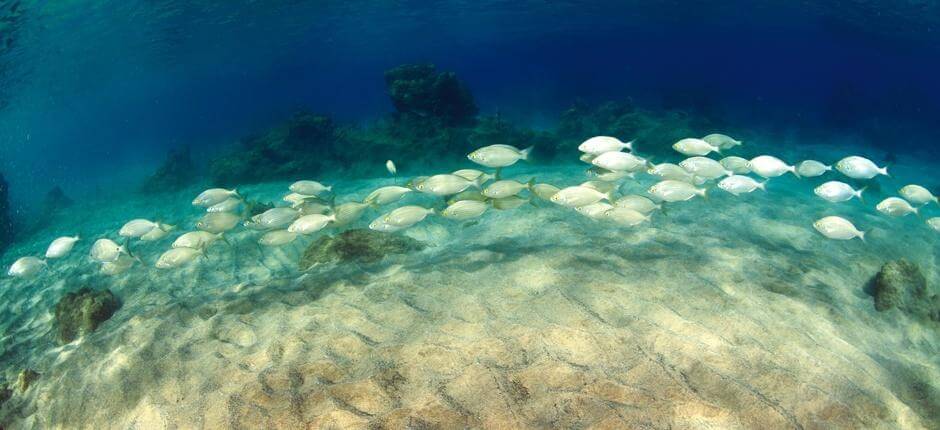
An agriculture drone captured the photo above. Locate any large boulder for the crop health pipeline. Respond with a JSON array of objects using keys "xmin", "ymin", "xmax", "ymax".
[
  {"xmin": 300, "ymin": 229, "xmax": 425, "ymax": 270},
  {"xmin": 54, "ymin": 288, "xmax": 121, "ymax": 344},
  {"xmin": 871, "ymin": 259, "xmax": 938, "ymax": 322},
  {"xmin": 140, "ymin": 146, "xmax": 198, "ymax": 193},
  {"xmin": 0, "ymin": 173, "xmax": 12, "ymax": 255},
  {"xmin": 384, "ymin": 64, "xmax": 478, "ymax": 127}
]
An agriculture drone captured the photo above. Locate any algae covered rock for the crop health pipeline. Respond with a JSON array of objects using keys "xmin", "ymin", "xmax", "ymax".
[
  {"xmin": 871, "ymin": 259, "xmax": 937, "ymax": 321},
  {"xmin": 15, "ymin": 369, "xmax": 38, "ymax": 392},
  {"xmin": 140, "ymin": 146, "xmax": 198, "ymax": 193},
  {"xmin": 384, "ymin": 63, "xmax": 477, "ymax": 127},
  {"xmin": 54, "ymin": 288, "xmax": 121, "ymax": 344},
  {"xmin": 300, "ymin": 229, "xmax": 425, "ymax": 269}
]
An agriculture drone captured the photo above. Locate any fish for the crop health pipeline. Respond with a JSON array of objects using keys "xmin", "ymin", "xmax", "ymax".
[
  {"xmin": 580, "ymin": 180, "xmax": 618, "ymax": 194},
  {"xmin": 193, "ymin": 188, "xmax": 239, "ymax": 207},
  {"xmin": 289, "ymin": 180, "xmax": 332, "ymax": 196},
  {"xmin": 530, "ymin": 183, "xmax": 560, "ymax": 201},
  {"xmin": 717, "ymin": 176, "xmax": 766, "ymax": 196},
  {"xmin": 196, "ymin": 212, "xmax": 242, "ymax": 234},
  {"xmin": 605, "ymin": 208, "xmax": 652, "ymax": 227},
  {"xmin": 648, "ymin": 163, "xmax": 699, "ymax": 184},
  {"xmin": 155, "ymin": 247, "xmax": 205, "ymax": 268},
  {"xmin": 575, "ymin": 202, "xmax": 613, "ymax": 220},
  {"xmin": 207, "ymin": 197, "xmax": 242, "ymax": 213},
  {"xmin": 369, "ymin": 216, "xmax": 405, "ymax": 233},
  {"xmin": 899, "ymin": 185, "xmax": 938, "ymax": 206},
  {"xmin": 550, "ymin": 186, "xmax": 613, "ymax": 207},
  {"xmin": 672, "ymin": 138, "xmax": 720, "ymax": 156},
  {"xmin": 648, "ymin": 180, "xmax": 706, "ymax": 202},
  {"xmin": 8, "ymin": 257, "xmax": 46, "ymax": 278},
  {"xmin": 441, "ymin": 200, "xmax": 488, "ymax": 220},
  {"xmin": 447, "ymin": 190, "xmax": 488, "ymax": 205},
  {"xmin": 579, "ymin": 153, "xmax": 597, "ymax": 164},
  {"xmin": 748, "ymin": 155, "xmax": 797, "ymax": 178},
  {"xmin": 247, "ymin": 207, "xmax": 300, "ymax": 230},
  {"xmin": 332, "ymin": 202, "xmax": 370, "ymax": 225},
  {"xmin": 141, "ymin": 225, "xmax": 174, "ymax": 241},
  {"xmin": 283, "ymin": 192, "xmax": 319, "ymax": 208},
  {"xmin": 288, "ymin": 214, "xmax": 336, "ymax": 234},
  {"xmin": 482, "ymin": 179, "xmax": 532, "ymax": 199},
  {"xmin": 814, "ymin": 216, "xmax": 865, "ymax": 241},
  {"xmin": 415, "ymin": 174, "xmax": 481, "ymax": 196},
  {"xmin": 796, "ymin": 160, "xmax": 831, "ymax": 178},
  {"xmin": 591, "ymin": 151, "xmax": 648, "ymax": 172},
  {"xmin": 814, "ymin": 181, "xmax": 865, "ymax": 203},
  {"xmin": 364, "ymin": 186, "xmax": 413, "ymax": 205},
  {"xmin": 383, "ymin": 205, "xmax": 435, "ymax": 227},
  {"xmin": 467, "ymin": 144, "xmax": 533, "ymax": 168},
  {"xmin": 928, "ymin": 217, "xmax": 940, "ymax": 232},
  {"xmin": 578, "ymin": 136, "xmax": 633, "ymax": 154},
  {"xmin": 679, "ymin": 157, "xmax": 733, "ymax": 180},
  {"xmin": 719, "ymin": 156, "xmax": 752, "ymax": 174},
  {"xmin": 491, "ymin": 196, "xmax": 529, "ymax": 210},
  {"xmin": 406, "ymin": 176, "xmax": 429, "ymax": 189},
  {"xmin": 172, "ymin": 231, "xmax": 224, "ymax": 249},
  {"xmin": 586, "ymin": 167, "xmax": 634, "ymax": 182},
  {"xmin": 259, "ymin": 230, "xmax": 299, "ymax": 246},
  {"xmin": 386, "ymin": 160, "xmax": 397, "ymax": 175},
  {"xmin": 613, "ymin": 195, "xmax": 661, "ymax": 214},
  {"xmin": 298, "ymin": 201, "xmax": 333, "ymax": 215},
  {"xmin": 702, "ymin": 133, "xmax": 742, "ymax": 150},
  {"xmin": 90, "ymin": 238, "xmax": 128, "ymax": 263},
  {"xmin": 452, "ymin": 169, "xmax": 494, "ymax": 183},
  {"xmin": 119, "ymin": 219, "xmax": 171, "ymax": 238},
  {"xmin": 101, "ymin": 255, "xmax": 135, "ymax": 276},
  {"xmin": 45, "ymin": 236, "xmax": 80, "ymax": 259},
  {"xmin": 835, "ymin": 156, "xmax": 888, "ymax": 179},
  {"xmin": 876, "ymin": 197, "xmax": 918, "ymax": 217}
]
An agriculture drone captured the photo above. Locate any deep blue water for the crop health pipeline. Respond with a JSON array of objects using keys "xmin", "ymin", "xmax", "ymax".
[{"xmin": 1, "ymin": 0, "xmax": 939, "ymax": 209}]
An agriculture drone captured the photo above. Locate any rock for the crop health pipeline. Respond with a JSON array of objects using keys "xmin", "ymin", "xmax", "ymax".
[
  {"xmin": 54, "ymin": 288, "xmax": 121, "ymax": 344},
  {"xmin": 871, "ymin": 259, "xmax": 937, "ymax": 320},
  {"xmin": 140, "ymin": 146, "xmax": 198, "ymax": 193},
  {"xmin": 299, "ymin": 229, "xmax": 425, "ymax": 270},
  {"xmin": 0, "ymin": 382, "xmax": 11, "ymax": 405},
  {"xmin": 384, "ymin": 63, "xmax": 477, "ymax": 127},
  {"xmin": 15, "ymin": 369, "xmax": 39, "ymax": 392},
  {"xmin": 0, "ymin": 173, "xmax": 13, "ymax": 255}
]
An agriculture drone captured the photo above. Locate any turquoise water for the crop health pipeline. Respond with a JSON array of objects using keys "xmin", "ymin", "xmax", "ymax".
[{"xmin": 1, "ymin": 1, "xmax": 939, "ymax": 428}]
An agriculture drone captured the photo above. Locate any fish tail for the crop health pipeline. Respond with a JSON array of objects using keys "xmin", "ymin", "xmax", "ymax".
[
  {"xmin": 219, "ymin": 233, "xmax": 232, "ymax": 246},
  {"xmin": 231, "ymin": 188, "xmax": 241, "ymax": 199},
  {"xmin": 624, "ymin": 140, "xmax": 635, "ymax": 152},
  {"xmin": 698, "ymin": 188, "xmax": 708, "ymax": 201},
  {"xmin": 790, "ymin": 166, "xmax": 802, "ymax": 179},
  {"xmin": 758, "ymin": 180, "xmax": 768, "ymax": 191},
  {"xmin": 880, "ymin": 166, "xmax": 890, "ymax": 177},
  {"xmin": 519, "ymin": 146, "xmax": 534, "ymax": 161},
  {"xmin": 858, "ymin": 230, "xmax": 867, "ymax": 242},
  {"xmin": 526, "ymin": 177, "xmax": 536, "ymax": 190},
  {"xmin": 856, "ymin": 186, "xmax": 867, "ymax": 203}
]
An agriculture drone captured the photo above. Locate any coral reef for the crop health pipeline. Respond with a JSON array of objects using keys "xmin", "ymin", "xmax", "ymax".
[
  {"xmin": 0, "ymin": 173, "xmax": 12, "ymax": 255},
  {"xmin": 299, "ymin": 229, "xmax": 425, "ymax": 269},
  {"xmin": 872, "ymin": 259, "xmax": 938, "ymax": 321},
  {"xmin": 384, "ymin": 63, "xmax": 477, "ymax": 127},
  {"xmin": 140, "ymin": 146, "xmax": 198, "ymax": 193},
  {"xmin": 53, "ymin": 288, "xmax": 121, "ymax": 345}
]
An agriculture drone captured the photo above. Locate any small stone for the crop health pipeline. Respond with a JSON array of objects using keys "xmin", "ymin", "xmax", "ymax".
[
  {"xmin": 16, "ymin": 369, "xmax": 39, "ymax": 392},
  {"xmin": 299, "ymin": 229, "xmax": 425, "ymax": 270},
  {"xmin": 54, "ymin": 288, "xmax": 122, "ymax": 344}
]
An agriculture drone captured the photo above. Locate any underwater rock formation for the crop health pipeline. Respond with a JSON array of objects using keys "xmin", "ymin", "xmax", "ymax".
[
  {"xmin": 53, "ymin": 288, "xmax": 121, "ymax": 344},
  {"xmin": 0, "ymin": 173, "xmax": 13, "ymax": 255},
  {"xmin": 14, "ymin": 369, "xmax": 38, "ymax": 393},
  {"xmin": 210, "ymin": 113, "xmax": 340, "ymax": 186},
  {"xmin": 0, "ymin": 382, "xmax": 10, "ymax": 406},
  {"xmin": 872, "ymin": 259, "xmax": 938, "ymax": 321},
  {"xmin": 21, "ymin": 186, "xmax": 74, "ymax": 237},
  {"xmin": 140, "ymin": 146, "xmax": 198, "ymax": 193},
  {"xmin": 299, "ymin": 229, "xmax": 425, "ymax": 269},
  {"xmin": 384, "ymin": 63, "xmax": 478, "ymax": 127}
]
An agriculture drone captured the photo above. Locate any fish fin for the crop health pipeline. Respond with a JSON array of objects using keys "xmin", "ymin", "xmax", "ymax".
[
  {"xmin": 698, "ymin": 188, "xmax": 708, "ymax": 201},
  {"xmin": 856, "ymin": 186, "xmax": 867, "ymax": 203},
  {"xmin": 603, "ymin": 190, "xmax": 616, "ymax": 202},
  {"xmin": 219, "ymin": 233, "xmax": 231, "ymax": 246},
  {"xmin": 471, "ymin": 176, "xmax": 484, "ymax": 190},
  {"xmin": 231, "ymin": 188, "xmax": 241, "ymax": 199},
  {"xmin": 790, "ymin": 166, "xmax": 802, "ymax": 179},
  {"xmin": 519, "ymin": 146, "xmax": 534, "ymax": 161},
  {"xmin": 880, "ymin": 166, "xmax": 890, "ymax": 177},
  {"xmin": 623, "ymin": 140, "xmax": 635, "ymax": 152},
  {"xmin": 758, "ymin": 180, "xmax": 768, "ymax": 191},
  {"xmin": 858, "ymin": 230, "xmax": 867, "ymax": 242},
  {"xmin": 526, "ymin": 177, "xmax": 536, "ymax": 190}
]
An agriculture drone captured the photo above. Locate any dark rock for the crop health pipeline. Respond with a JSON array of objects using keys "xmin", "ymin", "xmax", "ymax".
[
  {"xmin": 384, "ymin": 64, "xmax": 478, "ymax": 127},
  {"xmin": 22, "ymin": 186, "xmax": 74, "ymax": 236},
  {"xmin": 15, "ymin": 369, "xmax": 38, "ymax": 392},
  {"xmin": 299, "ymin": 229, "xmax": 425, "ymax": 270},
  {"xmin": 141, "ymin": 146, "xmax": 198, "ymax": 193},
  {"xmin": 0, "ymin": 382, "xmax": 11, "ymax": 405},
  {"xmin": 210, "ymin": 113, "xmax": 340, "ymax": 186},
  {"xmin": 0, "ymin": 173, "xmax": 13, "ymax": 255},
  {"xmin": 54, "ymin": 288, "xmax": 121, "ymax": 344},
  {"xmin": 871, "ymin": 259, "xmax": 937, "ymax": 321}
]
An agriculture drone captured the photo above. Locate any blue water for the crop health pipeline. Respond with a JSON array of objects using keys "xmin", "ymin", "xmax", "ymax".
[{"xmin": 0, "ymin": 1, "xmax": 938, "ymax": 428}]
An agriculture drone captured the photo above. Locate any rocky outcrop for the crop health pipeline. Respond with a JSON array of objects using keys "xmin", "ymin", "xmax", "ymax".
[
  {"xmin": 15, "ymin": 369, "xmax": 38, "ymax": 393},
  {"xmin": 872, "ymin": 259, "xmax": 938, "ymax": 321},
  {"xmin": 54, "ymin": 288, "xmax": 121, "ymax": 344},
  {"xmin": 384, "ymin": 63, "xmax": 477, "ymax": 127},
  {"xmin": 0, "ymin": 173, "xmax": 13, "ymax": 255},
  {"xmin": 141, "ymin": 146, "xmax": 198, "ymax": 193},
  {"xmin": 299, "ymin": 229, "xmax": 425, "ymax": 270}
]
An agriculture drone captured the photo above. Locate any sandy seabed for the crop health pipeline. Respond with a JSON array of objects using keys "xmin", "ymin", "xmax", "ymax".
[{"xmin": 0, "ymin": 153, "xmax": 938, "ymax": 429}]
